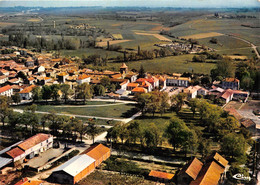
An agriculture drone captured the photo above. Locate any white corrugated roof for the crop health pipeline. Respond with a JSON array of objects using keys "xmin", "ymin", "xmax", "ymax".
[
  {"xmin": 52, "ymin": 155, "xmax": 95, "ymax": 177},
  {"xmin": 0, "ymin": 157, "xmax": 12, "ymax": 169}
]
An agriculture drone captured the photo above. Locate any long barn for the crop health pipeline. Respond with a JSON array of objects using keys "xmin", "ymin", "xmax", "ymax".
[
  {"xmin": 50, "ymin": 143, "xmax": 111, "ymax": 184},
  {"xmin": 50, "ymin": 155, "xmax": 96, "ymax": 184}
]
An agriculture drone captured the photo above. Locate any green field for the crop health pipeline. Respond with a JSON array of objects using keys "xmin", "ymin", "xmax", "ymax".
[
  {"xmin": 102, "ymin": 54, "xmax": 216, "ymax": 74},
  {"xmin": 16, "ymin": 103, "xmax": 137, "ymax": 119},
  {"xmin": 61, "ymin": 48, "xmax": 120, "ymax": 58},
  {"xmin": 169, "ymin": 17, "xmax": 260, "ymax": 56}
]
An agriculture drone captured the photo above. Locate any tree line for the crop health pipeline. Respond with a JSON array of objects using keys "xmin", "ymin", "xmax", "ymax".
[
  {"xmin": 0, "ymin": 96, "xmax": 101, "ymax": 143},
  {"xmin": 106, "ymin": 91, "xmax": 253, "ymax": 163}
]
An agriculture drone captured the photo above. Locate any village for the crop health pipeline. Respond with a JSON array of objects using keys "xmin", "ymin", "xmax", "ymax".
[{"xmin": 0, "ymin": 44, "xmax": 258, "ymax": 185}]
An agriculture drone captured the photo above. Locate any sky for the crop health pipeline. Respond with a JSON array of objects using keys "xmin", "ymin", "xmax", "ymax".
[{"xmin": 0, "ymin": 0, "xmax": 259, "ymax": 8}]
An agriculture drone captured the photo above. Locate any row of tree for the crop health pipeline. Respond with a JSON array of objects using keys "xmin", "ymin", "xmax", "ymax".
[
  {"xmin": 29, "ymin": 80, "xmax": 116, "ymax": 104},
  {"xmin": 0, "ymin": 97, "xmax": 101, "ymax": 143}
]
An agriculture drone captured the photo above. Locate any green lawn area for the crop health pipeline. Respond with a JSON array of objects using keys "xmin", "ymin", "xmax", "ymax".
[
  {"xmin": 16, "ymin": 103, "xmax": 137, "ymax": 119},
  {"xmin": 102, "ymin": 54, "xmax": 215, "ymax": 74},
  {"xmin": 132, "ymin": 109, "xmax": 204, "ymax": 133}
]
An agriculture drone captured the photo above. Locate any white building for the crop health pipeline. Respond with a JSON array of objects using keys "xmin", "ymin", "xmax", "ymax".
[
  {"xmin": 19, "ymin": 85, "xmax": 36, "ymax": 100},
  {"xmin": 0, "ymin": 85, "xmax": 13, "ymax": 97},
  {"xmin": 0, "ymin": 75, "xmax": 8, "ymax": 84},
  {"xmin": 4, "ymin": 133, "xmax": 53, "ymax": 162},
  {"xmin": 76, "ymin": 74, "xmax": 91, "ymax": 84},
  {"xmin": 166, "ymin": 76, "xmax": 191, "ymax": 87}
]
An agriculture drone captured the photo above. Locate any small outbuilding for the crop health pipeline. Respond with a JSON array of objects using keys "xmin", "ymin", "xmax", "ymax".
[{"xmin": 149, "ymin": 170, "xmax": 174, "ymax": 182}]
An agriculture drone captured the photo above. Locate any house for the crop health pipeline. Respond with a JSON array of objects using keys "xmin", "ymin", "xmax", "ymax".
[
  {"xmin": 81, "ymin": 143, "xmax": 111, "ymax": 167},
  {"xmin": 221, "ymin": 78, "xmax": 240, "ymax": 90},
  {"xmin": 0, "ymin": 69, "xmax": 10, "ymax": 76},
  {"xmin": 131, "ymin": 87, "xmax": 147, "ymax": 95},
  {"xmin": 37, "ymin": 77, "xmax": 52, "ymax": 85},
  {"xmin": 218, "ymin": 89, "xmax": 234, "ymax": 104},
  {"xmin": 8, "ymin": 78, "xmax": 21, "ymax": 85},
  {"xmin": 19, "ymin": 85, "xmax": 36, "ymax": 100},
  {"xmin": 76, "ymin": 74, "xmax": 91, "ymax": 84},
  {"xmin": 24, "ymin": 77, "xmax": 36, "ymax": 85},
  {"xmin": 232, "ymin": 90, "xmax": 249, "ymax": 102},
  {"xmin": 155, "ymin": 75, "xmax": 167, "ymax": 90},
  {"xmin": 146, "ymin": 76, "xmax": 159, "ymax": 88},
  {"xmin": 177, "ymin": 157, "xmax": 203, "ymax": 184},
  {"xmin": 25, "ymin": 59, "xmax": 34, "ymax": 68},
  {"xmin": 209, "ymin": 87, "xmax": 224, "ymax": 96},
  {"xmin": 11, "ymin": 85, "xmax": 24, "ymax": 93},
  {"xmin": 34, "ymin": 65, "xmax": 45, "ymax": 74},
  {"xmin": 166, "ymin": 76, "xmax": 191, "ymax": 87},
  {"xmin": 197, "ymin": 87, "xmax": 208, "ymax": 96},
  {"xmin": 127, "ymin": 83, "xmax": 139, "ymax": 91},
  {"xmin": 50, "ymin": 155, "xmax": 96, "ymax": 184},
  {"xmin": 120, "ymin": 80, "xmax": 129, "ymax": 90},
  {"xmin": 125, "ymin": 72, "xmax": 138, "ymax": 82},
  {"xmin": 136, "ymin": 78, "xmax": 153, "ymax": 92},
  {"xmin": 2, "ymin": 133, "xmax": 53, "ymax": 163},
  {"xmin": 0, "ymin": 85, "xmax": 13, "ymax": 96},
  {"xmin": 149, "ymin": 170, "xmax": 174, "ymax": 182},
  {"xmin": 0, "ymin": 75, "xmax": 8, "ymax": 84},
  {"xmin": 178, "ymin": 152, "xmax": 228, "ymax": 185},
  {"xmin": 57, "ymin": 72, "xmax": 68, "ymax": 83},
  {"xmin": 183, "ymin": 86, "xmax": 201, "ymax": 99}
]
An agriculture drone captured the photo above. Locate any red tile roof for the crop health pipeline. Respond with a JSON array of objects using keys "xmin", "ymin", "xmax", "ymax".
[
  {"xmin": 127, "ymin": 83, "xmax": 139, "ymax": 87},
  {"xmin": 18, "ymin": 133, "xmax": 51, "ymax": 151},
  {"xmin": 81, "ymin": 143, "xmax": 110, "ymax": 161},
  {"xmin": 179, "ymin": 157, "xmax": 203, "ymax": 180},
  {"xmin": 5, "ymin": 147, "xmax": 24, "ymax": 159},
  {"xmin": 15, "ymin": 178, "xmax": 42, "ymax": 185},
  {"xmin": 189, "ymin": 161, "xmax": 225, "ymax": 185},
  {"xmin": 0, "ymin": 85, "xmax": 12, "ymax": 93},
  {"xmin": 220, "ymin": 89, "xmax": 233, "ymax": 100},
  {"xmin": 132, "ymin": 87, "xmax": 147, "ymax": 93},
  {"xmin": 19, "ymin": 85, "xmax": 36, "ymax": 94},
  {"xmin": 241, "ymin": 119, "xmax": 255, "ymax": 128},
  {"xmin": 78, "ymin": 74, "xmax": 90, "ymax": 80},
  {"xmin": 149, "ymin": 170, "xmax": 174, "ymax": 180}
]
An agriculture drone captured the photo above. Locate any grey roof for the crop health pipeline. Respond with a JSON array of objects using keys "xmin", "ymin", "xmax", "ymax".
[
  {"xmin": 0, "ymin": 141, "xmax": 23, "ymax": 155},
  {"xmin": 52, "ymin": 155, "xmax": 96, "ymax": 177},
  {"xmin": 0, "ymin": 157, "xmax": 12, "ymax": 169}
]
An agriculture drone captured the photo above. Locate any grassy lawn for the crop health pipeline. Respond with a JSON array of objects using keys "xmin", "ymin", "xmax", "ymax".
[
  {"xmin": 16, "ymin": 103, "xmax": 137, "ymax": 119},
  {"xmin": 103, "ymin": 54, "xmax": 215, "ymax": 74},
  {"xmin": 132, "ymin": 109, "xmax": 204, "ymax": 134}
]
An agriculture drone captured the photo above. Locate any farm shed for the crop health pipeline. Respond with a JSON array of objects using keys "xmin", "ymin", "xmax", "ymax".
[
  {"xmin": 50, "ymin": 155, "xmax": 95, "ymax": 184},
  {"xmin": 149, "ymin": 170, "xmax": 174, "ymax": 182},
  {"xmin": 81, "ymin": 143, "xmax": 111, "ymax": 167}
]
